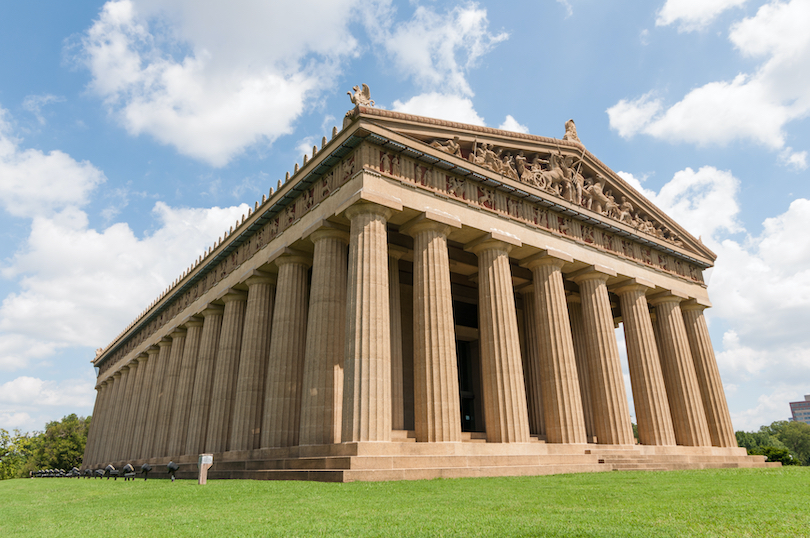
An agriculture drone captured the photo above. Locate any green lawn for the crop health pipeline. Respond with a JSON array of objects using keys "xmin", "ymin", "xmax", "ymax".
[{"xmin": 1, "ymin": 468, "xmax": 808, "ymax": 537}]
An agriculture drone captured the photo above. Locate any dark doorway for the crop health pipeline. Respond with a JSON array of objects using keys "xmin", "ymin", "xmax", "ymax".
[{"xmin": 456, "ymin": 339, "xmax": 484, "ymax": 432}]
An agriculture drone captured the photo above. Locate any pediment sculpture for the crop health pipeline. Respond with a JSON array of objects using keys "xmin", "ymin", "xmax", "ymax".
[{"xmin": 348, "ymin": 83, "xmax": 375, "ymax": 107}]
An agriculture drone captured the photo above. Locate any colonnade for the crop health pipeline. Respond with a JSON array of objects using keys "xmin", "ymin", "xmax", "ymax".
[{"xmin": 84, "ymin": 201, "xmax": 736, "ymax": 467}]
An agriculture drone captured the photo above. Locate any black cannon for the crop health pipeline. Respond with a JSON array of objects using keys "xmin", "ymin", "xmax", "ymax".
[
  {"xmin": 167, "ymin": 461, "xmax": 179, "ymax": 482},
  {"xmin": 94, "ymin": 469, "xmax": 104, "ymax": 479},
  {"xmin": 104, "ymin": 464, "xmax": 120, "ymax": 480},
  {"xmin": 141, "ymin": 463, "xmax": 152, "ymax": 481},
  {"xmin": 122, "ymin": 463, "xmax": 135, "ymax": 481}
]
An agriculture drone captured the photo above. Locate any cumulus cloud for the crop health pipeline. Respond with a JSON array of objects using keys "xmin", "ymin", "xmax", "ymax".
[
  {"xmin": 498, "ymin": 115, "xmax": 530, "ymax": 133},
  {"xmin": 0, "ymin": 375, "xmax": 96, "ymax": 431},
  {"xmin": 392, "ymin": 93, "xmax": 485, "ymax": 125},
  {"xmin": 78, "ymin": 0, "xmax": 359, "ymax": 166},
  {"xmin": 623, "ymin": 165, "xmax": 810, "ymax": 430},
  {"xmin": 0, "ymin": 108, "xmax": 107, "ymax": 217},
  {"xmin": 22, "ymin": 94, "xmax": 66, "ymax": 125},
  {"xmin": 610, "ymin": 0, "xmax": 810, "ymax": 168},
  {"xmin": 656, "ymin": 0, "xmax": 748, "ymax": 32}
]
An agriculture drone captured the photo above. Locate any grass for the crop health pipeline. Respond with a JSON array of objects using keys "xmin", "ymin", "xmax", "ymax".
[{"xmin": 1, "ymin": 467, "xmax": 808, "ymax": 537}]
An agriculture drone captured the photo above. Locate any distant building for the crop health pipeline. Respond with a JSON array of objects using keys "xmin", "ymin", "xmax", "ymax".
[{"xmin": 789, "ymin": 395, "xmax": 810, "ymax": 425}]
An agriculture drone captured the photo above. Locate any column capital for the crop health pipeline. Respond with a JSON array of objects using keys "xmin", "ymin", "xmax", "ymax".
[
  {"xmin": 157, "ymin": 336, "xmax": 173, "ymax": 348},
  {"xmin": 569, "ymin": 264, "xmax": 617, "ymax": 284},
  {"xmin": 200, "ymin": 304, "xmax": 225, "ymax": 317},
  {"xmin": 274, "ymin": 250, "xmax": 312, "ymax": 269},
  {"xmin": 610, "ymin": 277, "xmax": 656, "ymax": 296},
  {"xmin": 146, "ymin": 344, "xmax": 161, "ymax": 356},
  {"xmin": 169, "ymin": 327, "xmax": 188, "ymax": 339},
  {"xmin": 648, "ymin": 290, "xmax": 689, "ymax": 306},
  {"xmin": 388, "ymin": 244, "xmax": 408, "ymax": 260},
  {"xmin": 244, "ymin": 269, "xmax": 277, "ymax": 287},
  {"xmin": 520, "ymin": 248, "xmax": 573, "ymax": 270},
  {"xmin": 181, "ymin": 316, "xmax": 205, "ymax": 329},
  {"xmin": 681, "ymin": 297, "xmax": 712, "ymax": 311},
  {"xmin": 336, "ymin": 188, "xmax": 402, "ymax": 219},
  {"xmin": 220, "ymin": 289, "xmax": 249, "ymax": 303},
  {"xmin": 400, "ymin": 210, "xmax": 461, "ymax": 238},
  {"xmin": 303, "ymin": 218, "xmax": 349, "ymax": 243},
  {"xmin": 464, "ymin": 230, "xmax": 521, "ymax": 255},
  {"xmin": 565, "ymin": 291, "xmax": 582, "ymax": 304}
]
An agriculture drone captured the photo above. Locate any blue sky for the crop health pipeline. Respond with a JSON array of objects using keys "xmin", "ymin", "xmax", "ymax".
[{"xmin": 1, "ymin": 0, "xmax": 808, "ymax": 434}]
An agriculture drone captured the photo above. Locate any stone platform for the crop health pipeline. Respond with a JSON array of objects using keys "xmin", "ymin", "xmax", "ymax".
[{"xmin": 111, "ymin": 431, "xmax": 777, "ymax": 482}]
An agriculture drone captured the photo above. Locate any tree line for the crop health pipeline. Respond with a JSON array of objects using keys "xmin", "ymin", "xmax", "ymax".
[
  {"xmin": 0, "ymin": 414, "xmax": 90, "ymax": 479},
  {"xmin": 735, "ymin": 420, "xmax": 810, "ymax": 466}
]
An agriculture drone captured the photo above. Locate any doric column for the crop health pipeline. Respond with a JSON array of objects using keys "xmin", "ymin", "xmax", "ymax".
[
  {"xmin": 129, "ymin": 346, "xmax": 159, "ymax": 460},
  {"xmin": 681, "ymin": 300, "xmax": 736, "ymax": 447},
  {"xmin": 230, "ymin": 273, "xmax": 276, "ymax": 451},
  {"xmin": 143, "ymin": 338, "xmax": 172, "ymax": 459},
  {"xmin": 206, "ymin": 291, "xmax": 247, "ymax": 453},
  {"xmin": 121, "ymin": 353, "xmax": 148, "ymax": 460},
  {"xmin": 571, "ymin": 268, "xmax": 634, "ymax": 445},
  {"xmin": 93, "ymin": 376, "xmax": 115, "ymax": 464},
  {"xmin": 650, "ymin": 292, "xmax": 711, "ymax": 447},
  {"xmin": 262, "ymin": 252, "xmax": 310, "ymax": 448},
  {"xmin": 185, "ymin": 305, "xmax": 224, "ymax": 455},
  {"xmin": 101, "ymin": 369, "xmax": 126, "ymax": 462},
  {"xmin": 153, "ymin": 328, "xmax": 186, "ymax": 457},
  {"xmin": 403, "ymin": 214, "xmax": 462, "ymax": 443},
  {"xmin": 468, "ymin": 233, "xmax": 530, "ymax": 443},
  {"xmin": 168, "ymin": 318, "xmax": 204, "ymax": 456},
  {"xmin": 521, "ymin": 250, "xmax": 587, "ymax": 445},
  {"xmin": 613, "ymin": 280, "xmax": 676, "ymax": 446},
  {"xmin": 342, "ymin": 203, "xmax": 393, "ymax": 443},
  {"xmin": 566, "ymin": 294, "xmax": 596, "ymax": 441},
  {"xmin": 134, "ymin": 346, "xmax": 160, "ymax": 459},
  {"xmin": 84, "ymin": 380, "xmax": 108, "ymax": 466},
  {"xmin": 300, "ymin": 228, "xmax": 349, "ymax": 445},
  {"xmin": 389, "ymin": 245, "xmax": 407, "ymax": 432},
  {"xmin": 520, "ymin": 286, "xmax": 545, "ymax": 437}
]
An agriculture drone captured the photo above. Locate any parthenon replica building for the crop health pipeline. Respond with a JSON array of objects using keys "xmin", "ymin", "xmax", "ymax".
[{"xmin": 83, "ymin": 90, "xmax": 772, "ymax": 480}]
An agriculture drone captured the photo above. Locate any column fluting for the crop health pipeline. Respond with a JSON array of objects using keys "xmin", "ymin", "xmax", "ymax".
[
  {"xmin": 185, "ymin": 305, "xmax": 224, "ymax": 455},
  {"xmin": 342, "ymin": 203, "xmax": 393, "ymax": 443},
  {"xmin": 614, "ymin": 282, "xmax": 676, "ymax": 446},
  {"xmin": 566, "ymin": 294, "xmax": 596, "ymax": 441},
  {"xmin": 521, "ymin": 252, "xmax": 587, "ymax": 444},
  {"xmin": 405, "ymin": 217, "xmax": 462, "ymax": 443},
  {"xmin": 134, "ymin": 346, "xmax": 160, "ymax": 459},
  {"xmin": 521, "ymin": 287, "xmax": 545, "ymax": 437},
  {"xmin": 681, "ymin": 301, "xmax": 736, "ymax": 447},
  {"xmin": 300, "ymin": 229, "xmax": 349, "ymax": 445},
  {"xmin": 650, "ymin": 293, "xmax": 712, "ymax": 447},
  {"xmin": 120, "ymin": 354, "xmax": 147, "ymax": 460},
  {"xmin": 143, "ymin": 338, "xmax": 172, "ymax": 459},
  {"xmin": 206, "ymin": 292, "xmax": 248, "ymax": 453},
  {"xmin": 572, "ymin": 270, "xmax": 634, "ymax": 445},
  {"xmin": 84, "ymin": 380, "xmax": 109, "ymax": 466},
  {"xmin": 168, "ymin": 319, "xmax": 204, "ymax": 456},
  {"xmin": 230, "ymin": 275, "xmax": 276, "ymax": 451},
  {"xmin": 469, "ymin": 236, "xmax": 530, "ymax": 443},
  {"xmin": 154, "ymin": 328, "xmax": 186, "ymax": 457},
  {"xmin": 262, "ymin": 253, "xmax": 310, "ymax": 448},
  {"xmin": 101, "ymin": 369, "xmax": 126, "ymax": 462}
]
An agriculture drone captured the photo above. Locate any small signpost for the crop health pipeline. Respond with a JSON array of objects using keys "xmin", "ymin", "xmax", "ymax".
[{"xmin": 198, "ymin": 454, "xmax": 213, "ymax": 485}]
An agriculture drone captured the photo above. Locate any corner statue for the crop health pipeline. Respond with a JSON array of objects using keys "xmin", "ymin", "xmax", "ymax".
[
  {"xmin": 348, "ymin": 83, "xmax": 374, "ymax": 107},
  {"xmin": 563, "ymin": 119, "xmax": 580, "ymax": 143}
]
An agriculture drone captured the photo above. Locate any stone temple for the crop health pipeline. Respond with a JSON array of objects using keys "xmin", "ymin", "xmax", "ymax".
[{"xmin": 82, "ymin": 90, "xmax": 773, "ymax": 480}]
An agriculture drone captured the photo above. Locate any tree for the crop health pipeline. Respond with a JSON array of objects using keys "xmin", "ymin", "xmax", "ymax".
[
  {"xmin": 0, "ymin": 414, "xmax": 91, "ymax": 479},
  {"xmin": 749, "ymin": 446, "xmax": 799, "ymax": 466},
  {"xmin": 0, "ymin": 428, "xmax": 38, "ymax": 480},
  {"xmin": 779, "ymin": 421, "xmax": 810, "ymax": 466}
]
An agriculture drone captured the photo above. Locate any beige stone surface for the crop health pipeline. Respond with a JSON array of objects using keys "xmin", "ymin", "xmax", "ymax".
[
  {"xmin": 565, "ymin": 294, "xmax": 595, "ymax": 441},
  {"xmin": 262, "ymin": 253, "xmax": 311, "ymax": 448},
  {"xmin": 342, "ymin": 203, "xmax": 393, "ymax": 442},
  {"xmin": 142, "ymin": 338, "xmax": 173, "ymax": 459},
  {"xmin": 681, "ymin": 301, "xmax": 736, "ymax": 448},
  {"xmin": 613, "ymin": 282, "xmax": 676, "ymax": 446},
  {"xmin": 120, "ymin": 354, "xmax": 147, "ymax": 460},
  {"xmin": 469, "ymin": 236, "xmax": 530, "ymax": 443},
  {"xmin": 206, "ymin": 292, "xmax": 247, "ymax": 453},
  {"xmin": 230, "ymin": 275, "xmax": 276, "ymax": 451},
  {"xmin": 520, "ymin": 287, "xmax": 545, "ymax": 437},
  {"xmin": 101, "ymin": 369, "xmax": 125, "ymax": 463},
  {"xmin": 168, "ymin": 319, "xmax": 204, "ymax": 456},
  {"xmin": 154, "ymin": 328, "xmax": 186, "ymax": 457},
  {"xmin": 185, "ymin": 306, "xmax": 224, "ymax": 455},
  {"xmin": 133, "ymin": 346, "xmax": 160, "ymax": 459},
  {"xmin": 522, "ymin": 253, "xmax": 587, "ymax": 444},
  {"xmin": 403, "ymin": 216, "xmax": 462, "ymax": 443},
  {"xmin": 300, "ymin": 229, "xmax": 349, "ymax": 445},
  {"xmin": 650, "ymin": 294, "xmax": 711, "ymax": 447},
  {"xmin": 572, "ymin": 269, "xmax": 634, "ymax": 446}
]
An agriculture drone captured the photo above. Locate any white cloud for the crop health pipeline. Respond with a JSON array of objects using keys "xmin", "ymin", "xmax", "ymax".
[
  {"xmin": 0, "ymin": 376, "xmax": 96, "ymax": 432},
  {"xmin": 22, "ymin": 94, "xmax": 66, "ymax": 125},
  {"xmin": 0, "ymin": 108, "xmax": 107, "ymax": 218},
  {"xmin": 624, "ymin": 164, "xmax": 810, "ymax": 429},
  {"xmin": 557, "ymin": 0, "xmax": 574, "ymax": 18},
  {"xmin": 611, "ymin": 0, "xmax": 810, "ymax": 165},
  {"xmin": 656, "ymin": 0, "xmax": 748, "ymax": 32},
  {"xmin": 779, "ymin": 148, "xmax": 808, "ymax": 170},
  {"xmin": 498, "ymin": 115, "xmax": 529, "ymax": 133},
  {"xmin": 79, "ymin": 0, "xmax": 359, "ymax": 166},
  {"xmin": 392, "ymin": 92, "xmax": 485, "ymax": 125}
]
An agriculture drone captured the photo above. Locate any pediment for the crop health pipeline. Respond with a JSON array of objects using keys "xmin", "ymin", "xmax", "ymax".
[{"xmin": 346, "ymin": 106, "xmax": 715, "ymax": 267}]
